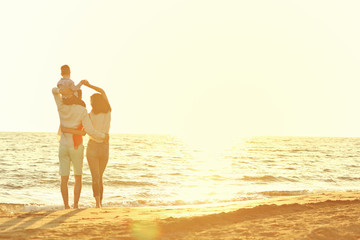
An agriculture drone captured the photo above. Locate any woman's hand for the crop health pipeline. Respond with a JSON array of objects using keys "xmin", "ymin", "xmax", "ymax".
[{"xmin": 80, "ymin": 80, "xmax": 90, "ymax": 86}]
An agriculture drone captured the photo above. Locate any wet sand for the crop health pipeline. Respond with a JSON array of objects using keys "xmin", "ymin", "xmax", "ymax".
[{"xmin": 1, "ymin": 192, "xmax": 360, "ymax": 239}]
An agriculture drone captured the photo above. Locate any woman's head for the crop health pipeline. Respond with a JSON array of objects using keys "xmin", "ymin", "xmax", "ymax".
[{"xmin": 90, "ymin": 93, "xmax": 111, "ymax": 114}]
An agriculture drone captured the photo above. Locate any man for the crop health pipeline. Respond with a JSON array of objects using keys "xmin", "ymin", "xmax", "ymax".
[{"xmin": 52, "ymin": 67, "xmax": 108, "ymax": 209}]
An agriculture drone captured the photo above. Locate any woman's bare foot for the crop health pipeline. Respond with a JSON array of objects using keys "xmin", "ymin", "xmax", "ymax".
[{"xmin": 64, "ymin": 205, "xmax": 70, "ymax": 209}]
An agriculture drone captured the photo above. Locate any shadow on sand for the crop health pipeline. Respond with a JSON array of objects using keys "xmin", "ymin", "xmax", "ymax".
[{"xmin": 0, "ymin": 208, "xmax": 85, "ymax": 239}]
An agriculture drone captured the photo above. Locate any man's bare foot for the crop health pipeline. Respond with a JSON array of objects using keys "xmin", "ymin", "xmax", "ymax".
[
  {"xmin": 95, "ymin": 196, "xmax": 101, "ymax": 208},
  {"xmin": 73, "ymin": 204, "xmax": 79, "ymax": 209},
  {"xmin": 64, "ymin": 205, "xmax": 70, "ymax": 209}
]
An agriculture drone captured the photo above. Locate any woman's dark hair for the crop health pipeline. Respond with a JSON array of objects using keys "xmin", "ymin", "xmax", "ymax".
[{"xmin": 90, "ymin": 93, "xmax": 111, "ymax": 114}]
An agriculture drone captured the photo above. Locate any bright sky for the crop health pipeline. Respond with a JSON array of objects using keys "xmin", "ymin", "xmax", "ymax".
[{"xmin": 1, "ymin": 0, "xmax": 360, "ymax": 138}]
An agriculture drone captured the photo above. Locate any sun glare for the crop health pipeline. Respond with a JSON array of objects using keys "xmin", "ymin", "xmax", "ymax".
[
  {"xmin": 130, "ymin": 220, "xmax": 160, "ymax": 240},
  {"xmin": 170, "ymin": 133, "xmax": 247, "ymax": 204}
]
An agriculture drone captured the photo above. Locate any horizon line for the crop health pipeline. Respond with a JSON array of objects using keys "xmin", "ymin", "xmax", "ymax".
[{"xmin": 0, "ymin": 130, "xmax": 359, "ymax": 138}]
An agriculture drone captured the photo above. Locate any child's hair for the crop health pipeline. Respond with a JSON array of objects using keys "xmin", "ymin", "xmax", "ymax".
[
  {"xmin": 61, "ymin": 65, "xmax": 71, "ymax": 76},
  {"xmin": 91, "ymin": 93, "xmax": 111, "ymax": 114}
]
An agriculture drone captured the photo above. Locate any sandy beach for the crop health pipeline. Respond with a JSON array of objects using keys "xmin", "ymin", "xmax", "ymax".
[{"xmin": 0, "ymin": 192, "xmax": 359, "ymax": 239}]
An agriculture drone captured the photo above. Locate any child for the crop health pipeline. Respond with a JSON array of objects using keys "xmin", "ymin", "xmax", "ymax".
[{"xmin": 57, "ymin": 65, "xmax": 86, "ymax": 107}]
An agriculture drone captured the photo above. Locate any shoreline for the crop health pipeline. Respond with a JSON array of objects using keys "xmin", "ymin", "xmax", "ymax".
[{"xmin": 1, "ymin": 192, "xmax": 360, "ymax": 239}]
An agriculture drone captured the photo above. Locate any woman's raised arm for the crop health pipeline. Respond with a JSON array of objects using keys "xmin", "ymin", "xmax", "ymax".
[{"xmin": 81, "ymin": 80, "xmax": 110, "ymax": 106}]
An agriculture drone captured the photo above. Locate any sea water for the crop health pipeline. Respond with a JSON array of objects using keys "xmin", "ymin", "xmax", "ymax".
[{"xmin": 1, "ymin": 132, "xmax": 360, "ymax": 212}]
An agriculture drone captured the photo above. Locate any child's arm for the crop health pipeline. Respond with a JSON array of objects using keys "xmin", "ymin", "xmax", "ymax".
[{"xmin": 61, "ymin": 126, "xmax": 86, "ymax": 136}]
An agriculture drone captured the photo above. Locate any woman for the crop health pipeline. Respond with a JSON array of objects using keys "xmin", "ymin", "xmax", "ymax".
[{"xmin": 62, "ymin": 80, "xmax": 111, "ymax": 208}]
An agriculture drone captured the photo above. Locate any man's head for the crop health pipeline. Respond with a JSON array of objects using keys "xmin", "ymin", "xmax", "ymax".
[{"xmin": 61, "ymin": 65, "xmax": 71, "ymax": 78}]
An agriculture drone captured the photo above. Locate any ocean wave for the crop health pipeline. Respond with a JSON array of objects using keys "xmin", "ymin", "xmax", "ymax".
[
  {"xmin": 2, "ymin": 183, "xmax": 25, "ymax": 190},
  {"xmin": 0, "ymin": 194, "xmax": 272, "ymax": 212},
  {"xmin": 104, "ymin": 198, "xmax": 247, "ymax": 208},
  {"xmin": 240, "ymin": 175, "xmax": 297, "ymax": 183},
  {"xmin": 0, "ymin": 190, "xmax": 322, "ymax": 213},
  {"xmin": 140, "ymin": 174, "xmax": 157, "ymax": 178},
  {"xmin": 0, "ymin": 203, "xmax": 25, "ymax": 214},
  {"xmin": 106, "ymin": 180, "xmax": 155, "ymax": 187},
  {"xmin": 208, "ymin": 175, "xmax": 227, "ymax": 181},
  {"xmin": 338, "ymin": 176, "xmax": 360, "ymax": 181},
  {"xmin": 169, "ymin": 173, "xmax": 182, "ymax": 176},
  {"xmin": 259, "ymin": 190, "xmax": 310, "ymax": 197},
  {"xmin": 284, "ymin": 167, "xmax": 296, "ymax": 170}
]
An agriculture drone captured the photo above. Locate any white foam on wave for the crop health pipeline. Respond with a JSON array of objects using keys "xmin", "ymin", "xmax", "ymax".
[
  {"xmin": 0, "ymin": 203, "xmax": 25, "ymax": 214},
  {"xmin": 22, "ymin": 204, "xmax": 65, "ymax": 212}
]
